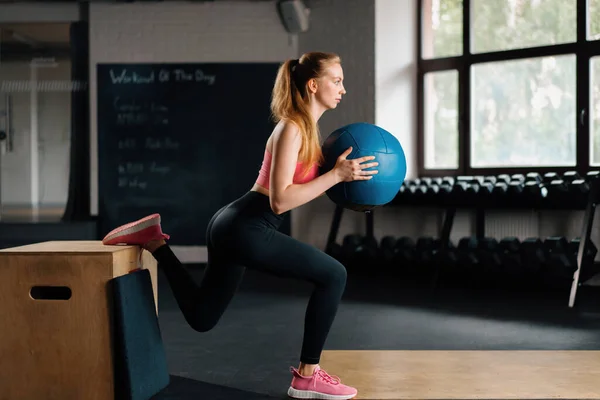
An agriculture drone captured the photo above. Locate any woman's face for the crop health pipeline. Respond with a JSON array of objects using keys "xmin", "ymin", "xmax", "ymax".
[{"xmin": 313, "ymin": 62, "xmax": 346, "ymax": 110}]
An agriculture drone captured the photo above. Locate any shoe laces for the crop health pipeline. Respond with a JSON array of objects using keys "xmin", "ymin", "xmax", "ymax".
[{"xmin": 314, "ymin": 368, "xmax": 341, "ymax": 385}]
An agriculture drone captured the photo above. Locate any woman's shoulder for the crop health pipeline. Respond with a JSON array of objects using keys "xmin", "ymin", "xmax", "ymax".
[
  {"xmin": 278, "ymin": 118, "xmax": 301, "ymax": 131},
  {"xmin": 273, "ymin": 119, "xmax": 302, "ymax": 141},
  {"xmin": 267, "ymin": 119, "xmax": 303, "ymax": 156}
]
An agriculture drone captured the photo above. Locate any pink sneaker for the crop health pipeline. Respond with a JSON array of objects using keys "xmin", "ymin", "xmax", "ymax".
[
  {"xmin": 287, "ymin": 366, "xmax": 358, "ymax": 400},
  {"xmin": 102, "ymin": 213, "xmax": 170, "ymax": 246}
]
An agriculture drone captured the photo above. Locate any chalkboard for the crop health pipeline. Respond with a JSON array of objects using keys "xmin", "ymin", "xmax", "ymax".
[{"xmin": 97, "ymin": 63, "xmax": 288, "ymax": 246}]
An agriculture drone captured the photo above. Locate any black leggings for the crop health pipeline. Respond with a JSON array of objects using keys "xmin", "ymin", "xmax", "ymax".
[{"xmin": 152, "ymin": 191, "xmax": 348, "ymax": 364}]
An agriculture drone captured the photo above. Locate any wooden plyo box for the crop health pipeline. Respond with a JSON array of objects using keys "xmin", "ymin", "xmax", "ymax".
[{"xmin": 0, "ymin": 241, "xmax": 158, "ymax": 400}]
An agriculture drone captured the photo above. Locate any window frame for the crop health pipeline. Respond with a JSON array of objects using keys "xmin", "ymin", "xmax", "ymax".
[{"xmin": 417, "ymin": 0, "xmax": 600, "ymax": 177}]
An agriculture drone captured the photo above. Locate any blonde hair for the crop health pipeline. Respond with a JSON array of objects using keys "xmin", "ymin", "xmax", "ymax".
[{"xmin": 270, "ymin": 52, "xmax": 342, "ymax": 175}]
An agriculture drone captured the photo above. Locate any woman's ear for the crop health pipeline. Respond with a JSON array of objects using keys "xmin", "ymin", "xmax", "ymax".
[{"xmin": 307, "ymin": 78, "xmax": 318, "ymax": 94}]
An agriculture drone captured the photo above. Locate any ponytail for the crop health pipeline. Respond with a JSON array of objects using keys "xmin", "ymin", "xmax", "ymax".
[{"xmin": 270, "ymin": 52, "xmax": 341, "ymax": 176}]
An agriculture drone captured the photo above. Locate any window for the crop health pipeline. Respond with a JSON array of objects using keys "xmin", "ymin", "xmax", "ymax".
[
  {"xmin": 589, "ymin": 0, "xmax": 600, "ymax": 40},
  {"xmin": 470, "ymin": 55, "xmax": 576, "ymax": 168},
  {"xmin": 424, "ymin": 70, "xmax": 459, "ymax": 169},
  {"xmin": 418, "ymin": 0, "xmax": 600, "ymax": 175},
  {"xmin": 421, "ymin": 0, "xmax": 463, "ymax": 59},
  {"xmin": 471, "ymin": 0, "xmax": 576, "ymax": 54}
]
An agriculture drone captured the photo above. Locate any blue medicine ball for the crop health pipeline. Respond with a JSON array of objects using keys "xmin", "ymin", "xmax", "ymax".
[{"xmin": 320, "ymin": 122, "xmax": 407, "ymax": 212}]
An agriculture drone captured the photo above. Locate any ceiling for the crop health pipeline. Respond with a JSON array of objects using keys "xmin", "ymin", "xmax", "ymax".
[
  {"xmin": 1, "ymin": 23, "xmax": 70, "ymax": 45},
  {"xmin": 0, "ymin": 0, "xmax": 287, "ymax": 46}
]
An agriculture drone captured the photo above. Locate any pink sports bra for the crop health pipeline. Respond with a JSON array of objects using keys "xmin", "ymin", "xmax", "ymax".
[{"xmin": 255, "ymin": 149, "xmax": 319, "ymax": 190}]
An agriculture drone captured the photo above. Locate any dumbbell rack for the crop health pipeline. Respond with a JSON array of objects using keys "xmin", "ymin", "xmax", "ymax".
[{"xmin": 324, "ymin": 174, "xmax": 600, "ymax": 308}]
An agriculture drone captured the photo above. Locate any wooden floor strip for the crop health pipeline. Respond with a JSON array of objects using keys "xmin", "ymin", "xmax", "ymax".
[{"xmin": 320, "ymin": 350, "xmax": 600, "ymax": 399}]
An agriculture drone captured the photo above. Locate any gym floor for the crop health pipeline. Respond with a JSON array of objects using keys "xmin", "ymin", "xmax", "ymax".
[{"xmin": 151, "ymin": 264, "xmax": 600, "ymax": 399}]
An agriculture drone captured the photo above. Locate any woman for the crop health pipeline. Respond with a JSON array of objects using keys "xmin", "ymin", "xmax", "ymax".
[{"xmin": 102, "ymin": 52, "xmax": 379, "ymax": 400}]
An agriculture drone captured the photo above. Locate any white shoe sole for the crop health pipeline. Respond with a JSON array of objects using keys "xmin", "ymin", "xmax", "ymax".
[
  {"xmin": 287, "ymin": 386, "xmax": 357, "ymax": 400},
  {"xmin": 102, "ymin": 214, "xmax": 160, "ymax": 244}
]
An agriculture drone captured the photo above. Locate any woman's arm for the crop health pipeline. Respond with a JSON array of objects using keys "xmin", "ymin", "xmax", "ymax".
[
  {"xmin": 269, "ymin": 122, "xmax": 378, "ymax": 214},
  {"xmin": 269, "ymin": 122, "xmax": 339, "ymax": 214}
]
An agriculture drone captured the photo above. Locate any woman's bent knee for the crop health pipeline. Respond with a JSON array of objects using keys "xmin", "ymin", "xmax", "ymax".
[{"xmin": 321, "ymin": 257, "xmax": 347, "ymax": 289}]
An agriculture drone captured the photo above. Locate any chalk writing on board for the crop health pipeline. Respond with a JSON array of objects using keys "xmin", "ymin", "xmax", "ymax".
[
  {"xmin": 116, "ymin": 113, "xmax": 169, "ymax": 126},
  {"xmin": 171, "ymin": 69, "xmax": 216, "ymax": 85},
  {"xmin": 149, "ymin": 162, "xmax": 171, "ymax": 175},
  {"xmin": 113, "ymin": 96, "xmax": 169, "ymax": 126},
  {"xmin": 118, "ymin": 138, "xmax": 136, "ymax": 150},
  {"xmin": 110, "ymin": 69, "xmax": 154, "ymax": 84},
  {"xmin": 109, "ymin": 68, "xmax": 216, "ymax": 85},
  {"xmin": 118, "ymin": 162, "xmax": 144, "ymax": 174},
  {"xmin": 145, "ymin": 137, "xmax": 180, "ymax": 150},
  {"xmin": 118, "ymin": 177, "xmax": 147, "ymax": 190},
  {"xmin": 116, "ymin": 138, "xmax": 181, "ymax": 151},
  {"xmin": 116, "ymin": 161, "xmax": 172, "ymax": 190},
  {"xmin": 113, "ymin": 96, "xmax": 168, "ymax": 112},
  {"xmin": 117, "ymin": 162, "xmax": 172, "ymax": 174}
]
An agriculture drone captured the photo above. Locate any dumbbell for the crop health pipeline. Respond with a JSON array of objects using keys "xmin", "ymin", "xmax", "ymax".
[
  {"xmin": 442, "ymin": 176, "xmax": 455, "ymax": 186},
  {"xmin": 341, "ymin": 234, "xmax": 378, "ymax": 269},
  {"xmin": 562, "ymin": 171, "xmax": 581, "ymax": 182},
  {"xmin": 437, "ymin": 239, "xmax": 458, "ymax": 270},
  {"xmin": 463, "ymin": 182, "xmax": 484, "ymax": 204},
  {"xmin": 526, "ymin": 172, "xmax": 543, "ymax": 184},
  {"xmin": 546, "ymin": 179, "xmax": 570, "ymax": 204},
  {"xmin": 483, "ymin": 175, "xmax": 497, "ymax": 185},
  {"xmin": 523, "ymin": 180, "xmax": 548, "ymax": 200},
  {"xmin": 379, "ymin": 235, "xmax": 397, "ymax": 265},
  {"xmin": 414, "ymin": 236, "xmax": 438, "ymax": 272},
  {"xmin": 499, "ymin": 237, "xmax": 522, "ymax": 277},
  {"xmin": 480, "ymin": 237, "xmax": 503, "ymax": 270},
  {"xmin": 520, "ymin": 238, "xmax": 546, "ymax": 276},
  {"xmin": 569, "ymin": 237, "xmax": 598, "ymax": 260},
  {"xmin": 341, "ymin": 234, "xmax": 363, "ymax": 266},
  {"xmin": 546, "ymin": 177, "xmax": 589, "ymax": 207},
  {"xmin": 511, "ymin": 174, "xmax": 526, "ymax": 183},
  {"xmin": 544, "ymin": 172, "xmax": 559, "ymax": 183},
  {"xmin": 543, "ymin": 236, "xmax": 576, "ymax": 280},
  {"xmin": 425, "ymin": 181, "xmax": 453, "ymax": 204},
  {"xmin": 507, "ymin": 180, "xmax": 525, "ymax": 196},
  {"xmin": 395, "ymin": 236, "xmax": 416, "ymax": 273},
  {"xmin": 569, "ymin": 179, "xmax": 590, "ymax": 195},
  {"xmin": 450, "ymin": 181, "xmax": 470, "ymax": 204},
  {"xmin": 457, "ymin": 178, "xmax": 493, "ymax": 203},
  {"xmin": 444, "ymin": 237, "xmax": 480, "ymax": 286},
  {"xmin": 409, "ymin": 184, "xmax": 428, "ymax": 197},
  {"xmin": 492, "ymin": 182, "xmax": 509, "ymax": 199},
  {"xmin": 360, "ymin": 236, "xmax": 379, "ymax": 265},
  {"xmin": 496, "ymin": 174, "xmax": 512, "ymax": 184},
  {"xmin": 456, "ymin": 176, "xmax": 484, "ymax": 184},
  {"xmin": 430, "ymin": 177, "xmax": 443, "ymax": 186},
  {"xmin": 472, "ymin": 181, "xmax": 495, "ymax": 197},
  {"xmin": 393, "ymin": 185, "xmax": 405, "ymax": 203},
  {"xmin": 394, "ymin": 184, "xmax": 414, "ymax": 204},
  {"xmin": 435, "ymin": 183, "xmax": 453, "ymax": 199},
  {"xmin": 424, "ymin": 177, "xmax": 452, "ymax": 204},
  {"xmin": 456, "ymin": 236, "xmax": 480, "ymax": 273},
  {"xmin": 586, "ymin": 171, "xmax": 600, "ymax": 180},
  {"xmin": 470, "ymin": 237, "xmax": 503, "ymax": 283},
  {"xmin": 466, "ymin": 183, "xmax": 480, "ymax": 196}
]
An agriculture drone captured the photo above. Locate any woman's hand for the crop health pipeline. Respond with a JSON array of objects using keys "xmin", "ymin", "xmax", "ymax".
[{"xmin": 333, "ymin": 146, "xmax": 379, "ymax": 183}]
